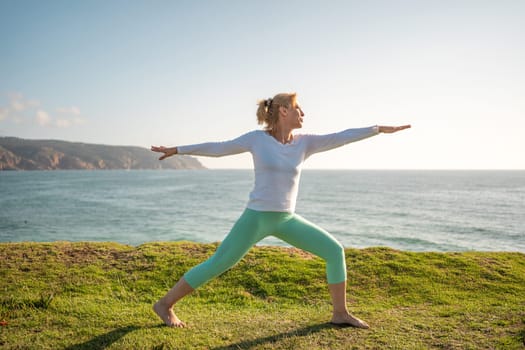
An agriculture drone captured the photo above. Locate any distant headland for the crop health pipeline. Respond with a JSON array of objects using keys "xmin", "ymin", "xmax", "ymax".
[{"xmin": 0, "ymin": 137, "xmax": 204, "ymax": 170}]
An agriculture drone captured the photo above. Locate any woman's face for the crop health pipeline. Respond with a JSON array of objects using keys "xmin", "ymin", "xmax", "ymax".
[{"xmin": 286, "ymin": 102, "xmax": 304, "ymax": 129}]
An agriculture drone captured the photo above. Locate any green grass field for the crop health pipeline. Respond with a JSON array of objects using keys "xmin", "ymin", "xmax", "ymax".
[{"xmin": 1, "ymin": 241, "xmax": 524, "ymax": 349}]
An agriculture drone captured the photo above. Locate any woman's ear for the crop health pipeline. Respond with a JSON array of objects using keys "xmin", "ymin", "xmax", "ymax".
[{"xmin": 279, "ymin": 105, "xmax": 288, "ymax": 117}]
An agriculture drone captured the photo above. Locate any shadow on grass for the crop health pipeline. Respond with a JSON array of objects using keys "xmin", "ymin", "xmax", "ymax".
[
  {"xmin": 64, "ymin": 325, "xmax": 140, "ymax": 350},
  {"xmin": 210, "ymin": 322, "xmax": 334, "ymax": 350}
]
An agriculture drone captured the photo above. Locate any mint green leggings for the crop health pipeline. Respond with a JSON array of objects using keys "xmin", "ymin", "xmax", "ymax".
[{"xmin": 184, "ymin": 208, "xmax": 347, "ymax": 289}]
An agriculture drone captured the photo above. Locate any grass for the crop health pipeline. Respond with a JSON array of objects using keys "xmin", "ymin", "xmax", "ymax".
[{"xmin": 0, "ymin": 241, "xmax": 524, "ymax": 349}]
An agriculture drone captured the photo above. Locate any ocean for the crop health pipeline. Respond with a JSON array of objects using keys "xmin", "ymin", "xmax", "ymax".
[{"xmin": 1, "ymin": 170, "xmax": 524, "ymax": 252}]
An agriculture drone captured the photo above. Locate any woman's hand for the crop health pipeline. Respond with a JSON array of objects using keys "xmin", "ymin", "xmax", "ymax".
[
  {"xmin": 151, "ymin": 146, "xmax": 178, "ymax": 160},
  {"xmin": 378, "ymin": 125, "xmax": 411, "ymax": 133}
]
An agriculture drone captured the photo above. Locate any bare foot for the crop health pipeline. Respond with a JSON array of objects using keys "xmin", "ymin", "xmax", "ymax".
[
  {"xmin": 330, "ymin": 312, "xmax": 370, "ymax": 329},
  {"xmin": 153, "ymin": 301, "xmax": 186, "ymax": 328}
]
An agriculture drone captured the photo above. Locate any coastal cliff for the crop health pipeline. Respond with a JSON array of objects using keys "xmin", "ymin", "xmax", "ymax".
[{"xmin": 0, "ymin": 137, "xmax": 204, "ymax": 170}]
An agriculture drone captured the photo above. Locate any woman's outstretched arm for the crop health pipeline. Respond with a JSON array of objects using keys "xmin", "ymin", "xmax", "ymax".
[
  {"xmin": 304, "ymin": 124, "xmax": 411, "ymax": 158},
  {"xmin": 151, "ymin": 131, "xmax": 255, "ymax": 160}
]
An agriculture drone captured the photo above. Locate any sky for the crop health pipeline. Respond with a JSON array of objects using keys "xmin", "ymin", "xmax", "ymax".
[{"xmin": 1, "ymin": 0, "xmax": 523, "ymax": 169}]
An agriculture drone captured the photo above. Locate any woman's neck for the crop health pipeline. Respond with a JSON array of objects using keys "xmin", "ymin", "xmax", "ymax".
[{"xmin": 269, "ymin": 127, "xmax": 294, "ymax": 144}]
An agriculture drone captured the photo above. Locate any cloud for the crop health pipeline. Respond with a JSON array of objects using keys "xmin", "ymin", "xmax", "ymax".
[
  {"xmin": 0, "ymin": 107, "xmax": 8, "ymax": 121},
  {"xmin": 36, "ymin": 110, "xmax": 51, "ymax": 126},
  {"xmin": 55, "ymin": 117, "xmax": 85, "ymax": 128},
  {"xmin": 38, "ymin": 110, "xmax": 85, "ymax": 128},
  {"xmin": 55, "ymin": 106, "xmax": 85, "ymax": 127},
  {"xmin": 56, "ymin": 106, "xmax": 81, "ymax": 115},
  {"xmin": 8, "ymin": 93, "xmax": 40, "ymax": 112},
  {"xmin": 1, "ymin": 92, "xmax": 87, "ymax": 128}
]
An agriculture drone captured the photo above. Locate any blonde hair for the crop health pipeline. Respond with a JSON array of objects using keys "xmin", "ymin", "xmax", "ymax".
[{"xmin": 256, "ymin": 93, "xmax": 297, "ymax": 131}]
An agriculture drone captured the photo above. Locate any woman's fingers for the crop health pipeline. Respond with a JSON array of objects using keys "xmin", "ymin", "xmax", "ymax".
[
  {"xmin": 151, "ymin": 146, "xmax": 169, "ymax": 160},
  {"xmin": 380, "ymin": 125, "xmax": 411, "ymax": 133}
]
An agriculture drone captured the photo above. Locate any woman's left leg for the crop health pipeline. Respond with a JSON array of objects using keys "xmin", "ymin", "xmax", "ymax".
[
  {"xmin": 275, "ymin": 214, "xmax": 369, "ymax": 329},
  {"xmin": 275, "ymin": 214, "xmax": 347, "ymax": 284}
]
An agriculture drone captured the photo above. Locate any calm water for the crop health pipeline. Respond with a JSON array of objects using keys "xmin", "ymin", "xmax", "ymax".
[{"xmin": 1, "ymin": 170, "xmax": 524, "ymax": 252}]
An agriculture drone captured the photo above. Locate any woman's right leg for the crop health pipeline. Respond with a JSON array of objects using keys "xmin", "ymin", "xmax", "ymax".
[
  {"xmin": 183, "ymin": 209, "xmax": 265, "ymax": 289},
  {"xmin": 154, "ymin": 209, "xmax": 265, "ymax": 327}
]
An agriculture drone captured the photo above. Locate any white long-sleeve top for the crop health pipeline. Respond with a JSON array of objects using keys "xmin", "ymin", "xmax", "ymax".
[{"xmin": 178, "ymin": 126, "xmax": 379, "ymax": 213}]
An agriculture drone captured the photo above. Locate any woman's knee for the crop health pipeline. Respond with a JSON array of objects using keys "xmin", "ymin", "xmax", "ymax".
[
  {"xmin": 209, "ymin": 254, "xmax": 242, "ymax": 274},
  {"xmin": 184, "ymin": 254, "xmax": 240, "ymax": 289},
  {"xmin": 326, "ymin": 242, "xmax": 347, "ymax": 283},
  {"xmin": 321, "ymin": 239, "xmax": 345, "ymax": 263}
]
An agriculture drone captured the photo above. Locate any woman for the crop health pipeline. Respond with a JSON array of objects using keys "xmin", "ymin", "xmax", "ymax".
[{"xmin": 151, "ymin": 92, "xmax": 410, "ymax": 329}]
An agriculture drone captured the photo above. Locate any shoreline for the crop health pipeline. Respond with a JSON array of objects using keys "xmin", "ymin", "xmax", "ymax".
[{"xmin": 1, "ymin": 240, "xmax": 524, "ymax": 254}]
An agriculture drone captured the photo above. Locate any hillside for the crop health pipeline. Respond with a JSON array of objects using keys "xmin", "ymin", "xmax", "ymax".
[{"xmin": 0, "ymin": 137, "xmax": 204, "ymax": 170}]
